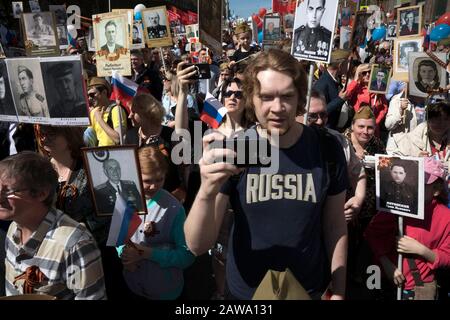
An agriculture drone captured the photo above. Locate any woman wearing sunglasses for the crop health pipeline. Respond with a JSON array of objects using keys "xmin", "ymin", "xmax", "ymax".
[{"xmin": 345, "ymin": 63, "xmax": 388, "ymax": 137}]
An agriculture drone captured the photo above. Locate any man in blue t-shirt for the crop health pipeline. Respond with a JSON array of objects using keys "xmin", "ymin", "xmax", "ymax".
[{"xmin": 184, "ymin": 49, "xmax": 349, "ymax": 300}]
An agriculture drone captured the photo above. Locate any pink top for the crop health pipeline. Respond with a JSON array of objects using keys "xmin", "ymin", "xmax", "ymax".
[{"xmin": 365, "ymin": 200, "xmax": 450, "ymax": 290}]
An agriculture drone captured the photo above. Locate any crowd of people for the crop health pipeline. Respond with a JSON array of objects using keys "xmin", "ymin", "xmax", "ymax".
[{"xmin": 0, "ymin": 3, "xmax": 449, "ymax": 302}]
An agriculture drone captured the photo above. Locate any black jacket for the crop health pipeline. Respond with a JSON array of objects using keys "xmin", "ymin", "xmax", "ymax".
[
  {"xmin": 131, "ymin": 64, "xmax": 163, "ymax": 101},
  {"xmin": 0, "ymin": 122, "xmax": 36, "ymax": 160},
  {"xmin": 312, "ymin": 71, "xmax": 345, "ymax": 130}
]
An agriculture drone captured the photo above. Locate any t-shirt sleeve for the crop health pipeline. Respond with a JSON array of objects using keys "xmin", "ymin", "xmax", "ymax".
[
  {"xmin": 111, "ymin": 106, "xmax": 128, "ymax": 130},
  {"xmin": 326, "ymin": 134, "xmax": 350, "ymax": 196}
]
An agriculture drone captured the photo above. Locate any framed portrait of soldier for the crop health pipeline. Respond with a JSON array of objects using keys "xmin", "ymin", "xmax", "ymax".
[
  {"xmin": 142, "ymin": 6, "xmax": 173, "ymax": 48},
  {"xmin": 21, "ymin": 12, "xmax": 59, "ymax": 56},
  {"xmin": 29, "ymin": 0, "xmax": 41, "ymax": 13},
  {"xmin": 49, "ymin": 4, "xmax": 68, "ymax": 49},
  {"xmin": 185, "ymin": 24, "xmax": 199, "ymax": 42},
  {"xmin": 87, "ymin": 26, "xmax": 95, "ymax": 52},
  {"xmin": 131, "ymin": 22, "xmax": 145, "ymax": 50},
  {"xmin": 40, "ymin": 56, "xmax": 90, "ymax": 126},
  {"xmin": 83, "ymin": 146, "xmax": 147, "ymax": 216},
  {"xmin": 368, "ymin": 65, "xmax": 392, "ymax": 94},
  {"xmin": 408, "ymin": 52, "xmax": 447, "ymax": 98},
  {"xmin": 0, "ymin": 60, "xmax": 19, "ymax": 122},
  {"xmin": 283, "ymin": 13, "xmax": 295, "ymax": 33},
  {"xmin": 6, "ymin": 57, "xmax": 50, "ymax": 124},
  {"xmin": 291, "ymin": 0, "xmax": 339, "ymax": 64},
  {"xmin": 12, "ymin": 2, "xmax": 23, "ymax": 19},
  {"xmin": 0, "ymin": 43, "xmax": 5, "ymax": 59},
  {"xmin": 198, "ymin": 0, "xmax": 223, "ymax": 54},
  {"xmin": 397, "ymin": 5, "xmax": 422, "ymax": 38},
  {"xmin": 376, "ymin": 155, "xmax": 424, "ymax": 220},
  {"xmin": 393, "ymin": 36, "xmax": 423, "ymax": 81},
  {"xmin": 386, "ymin": 22, "xmax": 397, "ymax": 40},
  {"xmin": 341, "ymin": 7, "xmax": 351, "ymax": 27},
  {"xmin": 93, "ymin": 12, "xmax": 131, "ymax": 77},
  {"xmin": 340, "ymin": 26, "xmax": 352, "ymax": 50},
  {"xmin": 263, "ymin": 15, "xmax": 281, "ymax": 43},
  {"xmin": 350, "ymin": 11, "xmax": 371, "ymax": 48}
]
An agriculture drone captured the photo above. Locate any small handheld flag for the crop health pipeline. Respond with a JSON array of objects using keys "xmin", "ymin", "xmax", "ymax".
[
  {"xmin": 200, "ymin": 92, "xmax": 228, "ymax": 129},
  {"xmin": 110, "ymin": 71, "xmax": 139, "ymax": 110}
]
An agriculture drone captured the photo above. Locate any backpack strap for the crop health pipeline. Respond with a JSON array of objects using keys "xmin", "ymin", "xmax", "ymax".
[{"xmin": 406, "ymin": 257, "xmax": 424, "ymax": 286}]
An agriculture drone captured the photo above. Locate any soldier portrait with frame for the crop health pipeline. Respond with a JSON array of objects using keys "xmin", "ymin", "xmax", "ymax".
[
  {"xmin": 40, "ymin": 56, "xmax": 90, "ymax": 125},
  {"xmin": 131, "ymin": 22, "xmax": 145, "ymax": 50},
  {"xmin": 350, "ymin": 11, "xmax": 371, "ymax": 48},
  {"xmin": 93, "ymin": 12, "xmax": 131, "ymax": 77},
  {"xmin": 21, "ymin": 11, "xmax": 59, "ymax": 56},
  {"xmin": 112, "ymin": 9, "xmax": 134, "ymax": 46},
  {"xmin": 6, "ymin": 57, "xmax": 50, "ymax": 124},
  {"xmin": 291, "ymin": 0, "xmax": 339, "ymax": 64},
  {"xmin": 408, "ymin": 52, "xmax": 447, "ymax": 98},
  {"xmin": 368, "ymin": 64, "xmax": 392, "ymax": 94},
  {"xmin": 393, "ymin": 36, "xmax": 423, "ymax": 80},
  {"xmin": 397, "ymin": 5, "xmax": 422, "ymax": 38},
  {"xmin": 386, "ymin": 22, "xmax": 397, "ymax": 40},
  {"xmin": 263, "ymin": 15, "xmax": 281, "ymax": 43},
  {"xmin": 376, "ymin": 155, "xmax": 424, "ymax": 220},
  {"xmin": 142, "ymin": 6, "xmax": 173, "ymax": 48},
  {"xmin": 12, "ymin": 2, "xmax": 23, "ymax": 19},
  {"xmin": 0, "ymin": 60, "xmax": 18, "ymax": 122},
  {"xmin": 83, "ymin": 146, "xmax": 147, "ymax": 217}
]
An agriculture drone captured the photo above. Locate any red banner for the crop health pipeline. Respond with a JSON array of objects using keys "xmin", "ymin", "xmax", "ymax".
[
  {"xmin": 187, "ymin": 10, "xmax": 198, "ymax": 24},
  {"xmin": 167, "ymin": 9, "xmax": 181, "ymax": 22},
  {"xmin": 272, "ymin": 0, "xmax": 296, "ymax": 15}
]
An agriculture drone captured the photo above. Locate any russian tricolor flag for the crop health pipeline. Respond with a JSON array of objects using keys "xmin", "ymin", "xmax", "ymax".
[
  {"xmin": 106, "ymin": 195, "xmax": 142, "ymax": 247},
  {"xmin": 110, "ymin": 71, "xmax": 139, "ymax": 111},
  {"xmin": 200, "ymin": 92, "xmax": 228, "ymax": 129}
]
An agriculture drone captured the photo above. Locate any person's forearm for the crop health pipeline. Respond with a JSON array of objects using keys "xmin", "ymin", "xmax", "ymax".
[
  {"xmin": 175, "ymin": 90, "xmax": 189, "ymax": 134},
  {"xmin": 323, "ymin": 192, "xmax": 348, "ymax": 297},
  {"xmin": 419, "ymin": 245, "xmax": 436, "ymax": 263},
  {"xmin": 184, "ymin": 187, "xmax": 220, "ymax": 256},
  {"xmin": 353, "ymin": 169, "xmax": 366, "ymax": 203}
]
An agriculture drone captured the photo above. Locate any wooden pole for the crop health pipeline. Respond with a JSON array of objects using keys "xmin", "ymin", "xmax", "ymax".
[
  {"xmin": 303, "ymin": 63, "xmax": 315, "ymax": 125},
  {"xmin": 397, "ymin": 216, "xmax": 404, "ymax": 300}
]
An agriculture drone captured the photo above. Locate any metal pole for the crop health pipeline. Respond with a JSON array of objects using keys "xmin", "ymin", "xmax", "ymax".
[
  {"xmin": 397, "ymin": 216, "xmax": 404, "ymax": 301},
  {"xmin": 108, "ymin": 0, "xmax": 111, "ymax": 12},
  {"xmin": 303, "ymin": 63, "xmax": 315, "ymax": 125},
  {"xmin": 117, "ymin": 104, "xmax": 124, "ymax": 145}
]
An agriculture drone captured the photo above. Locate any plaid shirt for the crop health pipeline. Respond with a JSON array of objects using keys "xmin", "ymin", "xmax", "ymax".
[{"xmin": 5, "ymin": 208, "xmax": 106, "ymax": 300}]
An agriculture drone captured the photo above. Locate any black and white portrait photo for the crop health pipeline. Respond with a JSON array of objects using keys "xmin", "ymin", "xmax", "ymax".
[
  {"xmin": 263, "ymin": 16, "xmax": 281, "ymax": 42},
  {"xmin": 185, "ymin": 24, "xmax": 199, "ymax": 41},
  {"xmin": 40, "ymin": 56, "xmax": 89, "ymax": 125},
  {"xmin": 88, "ymin": 26, "xmax": 95, "ymax": 52},
  {"xmin": 6, "ymin": 57, "xmax": 50, "ymax": 123},
  {"xmin": 291, "ymin": 0, "xmax": 339, "ymax": 63},
  {"xmin": 93, "ymin": 12, "xmax": 131, "ymax": 77},
  {"xmin": 0, "ymin": 60, "xmax": 18, "ymax": 121},
  {"xmin": 386, "ymin": 22, "xmax": 397, "ymax": 40},
  {"xmin": 283, "ymin": 13, "xmax": 294, "ymax": 31},
  {"xmin": 56, "ymin": 25, "xmax": 68, "ymax": 48},
  {"xmin": 376, "ymin": 155, "xmax": 424, "ymax": 219},
  {"xmin": 397, "ymin": 5, "xmax": 422, "ymax": 37},
  {"xmin": 0, "ymin": 42, "xmax": 5, "ymax": 58},
  {"xmin": 131, "ymin": 22, "xmax": 145, "ymax": 50},
  {"xmin": 12, "ymin": 2, "xmax": 23, "ymax": 19},
  {"xmin": 22, "ymin": 12, "xmax": 59, "ymax": 56},
  {"xmin": 142, "ymin": 6, "xmax": 172, "ymax": 48},
  {"xmin": 340, "ymin": 26, "xmax": 351, "ymax": 50},
  {"xmin": 394, "ymin": 37, "xmax": 423, "ymax": 76},
  {"xmin": 83, "ymin": 147, "xmax": 147, "ymax": 216},
  {"xmin": 49, "ymin": 4, "xmax": 67, "ymax": 26},
  {"xmin": 350, "ymin": 11, "xmax": 371, "ymax": 48},
  {"xmin": 29, "ymin": 0, "xmax": 41, "ymax": 13},
  {"xmin": 368, "ymin": 65, "xmax": 391, "ymax": 94},
  {"xmin": 408, "ymin": 52, "xmax": 447, "ymax": 98}
]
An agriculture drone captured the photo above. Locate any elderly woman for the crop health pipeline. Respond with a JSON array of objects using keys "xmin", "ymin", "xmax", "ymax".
[
  {"xmin": 415, "ymin": 60, "xmax": 440, "ymax": 93},
  {"xmin": 395, "ymin": 101, "xmax": 449, "ymax": 165},
  {"xmin": 346, "ymin": 63, "xmax": 388, "ymax": 135}
]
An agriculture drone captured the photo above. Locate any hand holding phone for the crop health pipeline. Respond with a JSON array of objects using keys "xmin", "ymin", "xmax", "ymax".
[{"xmin": 181, "ymin": 63, "xmax": 211, "ymax": 80}]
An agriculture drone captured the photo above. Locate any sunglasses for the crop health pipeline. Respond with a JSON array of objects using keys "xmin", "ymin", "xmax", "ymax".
[
  {"xmin": 307, "ymin": 111, "xmax": 328, "ymax": 122},
  {"xmin": 361, "ymin": 71, "xmax": 370, "ymax": 76},
  {"xmin": 223, "ymin": 90, "xmax": 243, "ymax": 99}
]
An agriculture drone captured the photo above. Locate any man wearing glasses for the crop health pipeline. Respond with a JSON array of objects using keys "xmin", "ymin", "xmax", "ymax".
[
  {"xmin": 0, "ymin": 152, "xmax": 106, "ymax": 299},
  {"xmin": 299, "ymin": 90, "xmax": 366, "ymax": 225}
]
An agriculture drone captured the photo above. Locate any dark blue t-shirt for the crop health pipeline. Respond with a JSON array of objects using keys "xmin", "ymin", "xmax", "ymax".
[{"xmin": 220, "ymin": 125, "xmax": 349, "ymax": 299}]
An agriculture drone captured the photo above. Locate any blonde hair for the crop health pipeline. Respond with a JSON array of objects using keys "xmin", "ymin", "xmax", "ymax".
[
  {"xmin": 138, "ymin": 146, "xmax": 168, "ymax": 176},
  {"xmin": 131, "ymin": 94, "xmax": 165, "ymax": 125}
]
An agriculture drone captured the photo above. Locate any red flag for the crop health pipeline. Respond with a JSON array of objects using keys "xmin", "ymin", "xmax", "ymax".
[
  {"xmin": 273, "ymin": 0, "xmax": 295, "ymax": 15},
  {"xmin": 167, "ymin": 10, "xmax": 180, "ymax": 22},
  {"xmin": 187, "ymin": 11, "xmax": 198, "ymax": 24}
]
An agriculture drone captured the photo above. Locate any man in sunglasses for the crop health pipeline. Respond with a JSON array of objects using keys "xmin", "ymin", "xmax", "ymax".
[
  {"xmin": 299, "ymin": 90, "xmax": 366, "ymax": 224},
  {"xmin": 0, "ymin": 152, "xmax": 106, "ymax": 299}
]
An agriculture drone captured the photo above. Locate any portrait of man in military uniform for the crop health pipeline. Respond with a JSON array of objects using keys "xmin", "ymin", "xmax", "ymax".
[
  {"xmin": 41, "ymin": 59, "xmax": 89, "ymax": 121},
  {"xmin": 263, "ymin": 17, "xmax": 281, "ymax": 42},
  {"xmin": 14, "ymin": 65, "xmax": 49, "ymax": 118},
  {"xmin": 292, "ymin": 0, "xmax": 338, "ymax": 63},
  {"xmin": 379, "ymin": 161, "xmax": 418, "ymax": 215},
  {"xmin": 144, "ymin": 10, "xmax": 167, "ymax": 39},
  {"xmin": 100, "ymin": 20, "xmax": 124, "ymax": 54},
  {"xmin": 26, "ymin": 13, "xmax": 56, "ymax": 46},
  {"xmin": 93, "ymin": 158, "xmax": 144, "ymax": 215}
]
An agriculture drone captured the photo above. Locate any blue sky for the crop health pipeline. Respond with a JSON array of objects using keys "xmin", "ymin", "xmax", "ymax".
[{"xmin": 229, "ymin": 0, "xmax": 272, "ymax": 19}]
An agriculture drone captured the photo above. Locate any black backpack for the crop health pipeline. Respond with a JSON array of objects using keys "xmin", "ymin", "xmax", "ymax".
[{"xmin": 105, "ymin": 103, "xmax": 133, "ymax": 132}]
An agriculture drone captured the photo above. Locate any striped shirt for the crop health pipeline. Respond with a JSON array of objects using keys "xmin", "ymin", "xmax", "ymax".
[{"xmin": 5, "ymin": 208, "xmax": 106, "ymax": 300}]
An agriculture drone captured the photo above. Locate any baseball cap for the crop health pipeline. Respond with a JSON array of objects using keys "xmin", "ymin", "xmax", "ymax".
[{"xmin": 424, "ymin": 157, "xmax": 446, "ymax": 184}]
